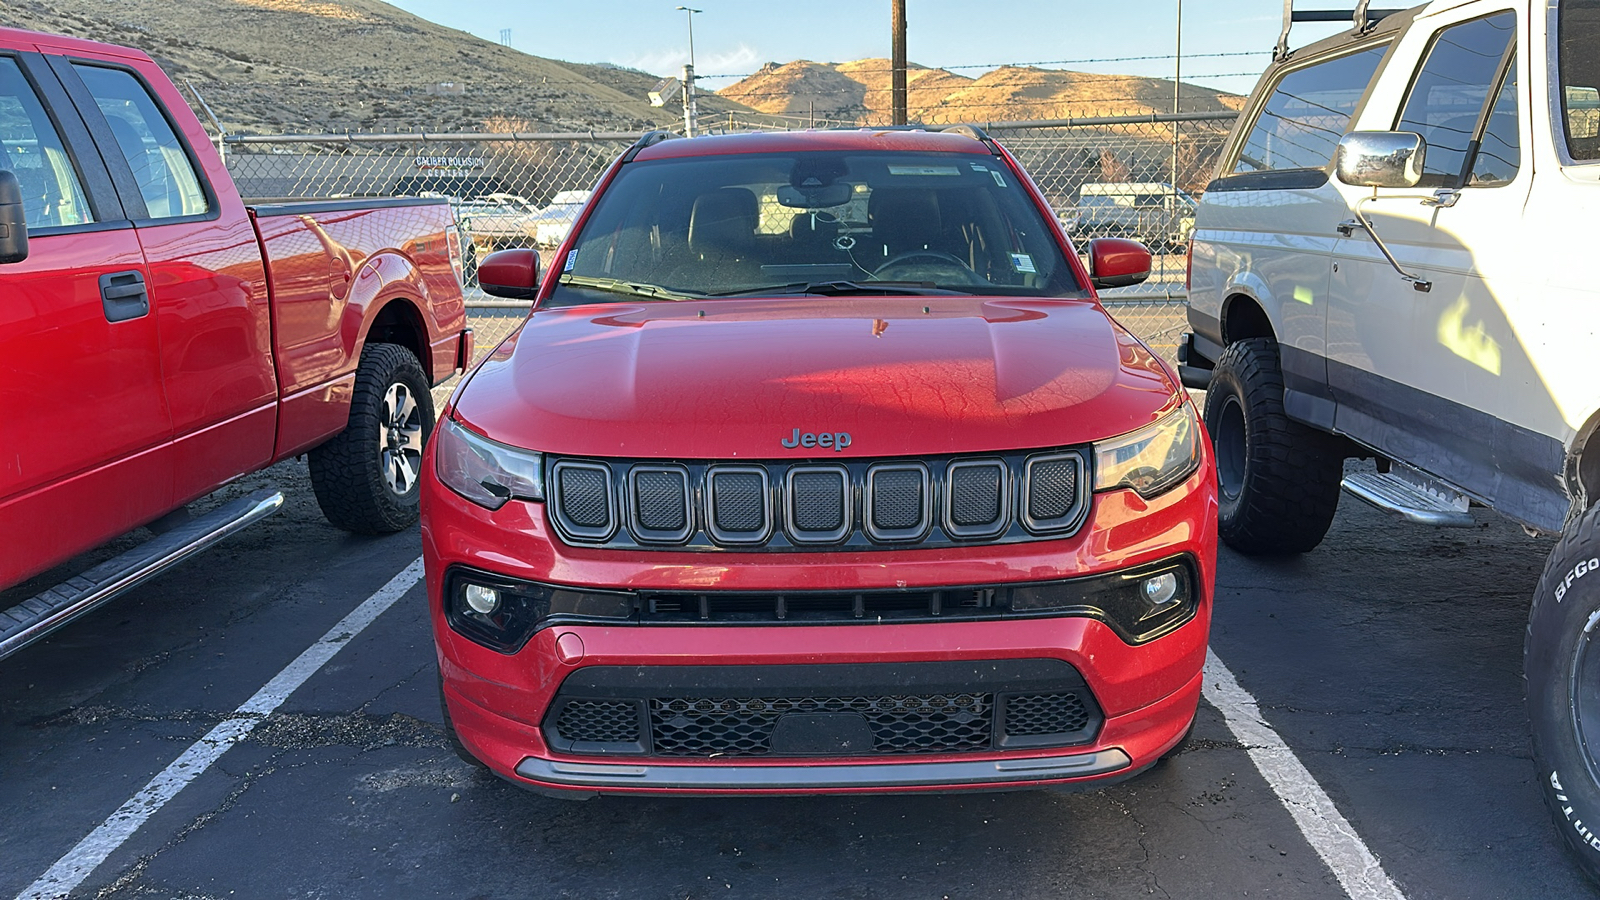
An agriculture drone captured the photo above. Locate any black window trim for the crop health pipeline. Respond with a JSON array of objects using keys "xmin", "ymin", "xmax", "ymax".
[
  {"xmin": 1216, "ymin": 33, "xmax": 1403, "ymax": 190},
  {"xmin": 1388, "ymin": 9, "xmax": 1520, "ymax": 190},
  {"xmin": 46, "ymin": 55, "xmax": 222, "ymax": 227},
  {"xmin": 0, "ymin": 51, "xmax": 128, "ymax": 233}
]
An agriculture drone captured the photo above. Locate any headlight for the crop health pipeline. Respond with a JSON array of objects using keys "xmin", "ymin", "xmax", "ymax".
[
  {"xmin": 1093, "ymin": 403, "xmax": 1200, "ymax": 498},
  {"xmin": 434, "ymin": 418, "xmax": 544, "ymax": 510}
]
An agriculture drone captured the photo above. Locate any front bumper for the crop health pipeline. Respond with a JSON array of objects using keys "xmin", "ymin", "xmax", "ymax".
[{"xmin": 423, "ymin": 450, "xmax": 1215, "ymax": 795}]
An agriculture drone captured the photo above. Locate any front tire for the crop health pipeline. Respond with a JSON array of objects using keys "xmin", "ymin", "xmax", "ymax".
[
  {"xmin": 1529, "ymin": 504, "xmax": 1600, "ymax": 885},
  {"xmin": 309, "ymin": 343, "xmax": 434, "ymax": 534},
  {"xmin": 1203, "ymin": 338, "xmax": 1343, "ymax": 554}
]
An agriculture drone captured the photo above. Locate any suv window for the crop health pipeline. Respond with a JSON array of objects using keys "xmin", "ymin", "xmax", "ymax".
[
  {"xmin": 1394, "ymin": 11, "xmax": 1517, "ymax": 186},
  {"xmin": 0, "ymin": 57, "xmax": 94, "ymax": 229},
  {"xmin": 552, "ymin": 150, "xmax": 1083, "ymax": 305},
  {"xmin": 72, "ymin": 64, "xmax": 209, "ymax": 219},
  {"xmin": 1233, "ymin": 44, "xmax": 1389, "ymax": 174},
  {"xmin": 1558, "ymin": 0, "xmax": 1600, "ymax": 160}
]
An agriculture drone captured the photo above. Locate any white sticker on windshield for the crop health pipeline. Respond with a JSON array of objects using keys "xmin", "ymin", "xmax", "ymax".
[
  {"xmin": 888, "ymin": 165, "xmax": 961, "ymax": 177},
  {"xmin": 991, "ymin": 170, "xmax": 1008, "ymax": 188},
  {"xmin": 1010, "ymin": 253, "xmax": 1037, "ymax": 273},
  {"xmin": 564, "ymin": 250, "xmax": 577, "ymax": 272}
]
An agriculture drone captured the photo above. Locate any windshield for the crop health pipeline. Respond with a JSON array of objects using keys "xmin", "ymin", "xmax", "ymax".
[{"xmin": 547, "ymin": 150, "xmax": 1083, "ymax": 306}]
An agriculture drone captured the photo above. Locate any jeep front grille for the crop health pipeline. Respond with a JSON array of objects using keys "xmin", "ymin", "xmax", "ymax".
[{"xmin": 544, "ymin": 449, "xmax": 1087, "ymax": 551}]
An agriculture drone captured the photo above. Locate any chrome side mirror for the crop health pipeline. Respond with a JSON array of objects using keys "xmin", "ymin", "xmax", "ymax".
[
  {"xmin": 0, "ymin": 170, "xmax": 28, "ymax": 265},
  {"xmin": 1335, "ymin": 132, "xmax": 1426, "ymax": 189}
]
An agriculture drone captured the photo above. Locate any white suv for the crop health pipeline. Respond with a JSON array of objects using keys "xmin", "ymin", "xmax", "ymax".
[{"xmin": 1182, "ymin": 0, "xmax": 1600, "ymax": 880}]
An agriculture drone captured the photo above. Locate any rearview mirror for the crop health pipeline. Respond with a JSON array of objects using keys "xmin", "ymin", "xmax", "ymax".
[
  {"xmin": 1086, "ymin": 237, "xmax": 1151, "ymax": 289},
  {"xmin": 478, "ymin": 248, "xmax": 540, "ymax": 299},
  {"xmin": 0, "ymin": 170, "xmax": 28, "ymax": 265},
  {"xmin": 1335, "ymin": 132, "xmax": 1426, "ymax": 189},
  {"xmin": 777, "ymin": 183, "xmax": 852, "ymax": 209}
]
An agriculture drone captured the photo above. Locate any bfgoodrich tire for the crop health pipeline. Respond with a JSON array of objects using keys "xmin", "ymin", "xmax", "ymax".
[
  {"xmin": 1203, "ymin": 338, "xmax": 1343, "ymax": 555},
  {"xmin": 309, "ymin": 342, "xmax": 434, "ymax": 534},
  {"xmin": 1528, "ymin": 503, "xmax": 1600, "ymax": 885}
]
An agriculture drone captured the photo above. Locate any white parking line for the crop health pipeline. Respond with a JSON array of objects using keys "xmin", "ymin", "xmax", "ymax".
[
  {"xmin": 16, "ymin": 558, "xmax": 425, "ymax": 900},
  {"xmin": 1203, "ymin": 648, "xmax": 1407, "ymax": 900}
]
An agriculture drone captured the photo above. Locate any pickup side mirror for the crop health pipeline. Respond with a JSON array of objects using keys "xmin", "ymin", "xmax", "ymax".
[
  {"xmin": 1335, "ymin": 132, "xmax": 1426, "ymax": 189},
  {"xmin": 478, "ymin": 248, "xmax": 540, "ymax": 299},
  {"xmin": 1086, "ymin": 237, "xmax": 1151, "ymax": 289},
  {"xmin": 0, "ymin": 170, "xmax": 29, "ymax": 265}
]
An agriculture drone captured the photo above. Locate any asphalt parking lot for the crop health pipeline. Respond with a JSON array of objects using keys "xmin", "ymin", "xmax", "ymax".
[{"xmin": 1, "ymin": 443, "xmax": 1589, "ymax": 899}]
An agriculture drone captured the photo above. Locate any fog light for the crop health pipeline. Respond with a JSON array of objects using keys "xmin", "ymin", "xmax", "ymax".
[
  {"xmin": 464, "ymin": 584, "xmax": 500, "ymax": 614},
  {"xmin": 1140, "ymin": 572, "xmax": 1179, "ymax": 610}
]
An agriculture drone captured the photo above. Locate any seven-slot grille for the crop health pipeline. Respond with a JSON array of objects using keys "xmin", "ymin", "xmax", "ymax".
[{"xmin": 545, "ymin": 450, "xmax": 1088, "ymax": 551}]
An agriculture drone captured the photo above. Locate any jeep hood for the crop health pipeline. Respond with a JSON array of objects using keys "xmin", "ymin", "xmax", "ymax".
[{"xmin": 452, "ymin": 296, "xmax": 1180, "ymax": 458}]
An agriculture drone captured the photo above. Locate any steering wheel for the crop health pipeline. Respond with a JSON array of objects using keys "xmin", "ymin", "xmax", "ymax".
[{"xmin": 871, "ymin": 250, "xmax": 985, "ymax": 285}]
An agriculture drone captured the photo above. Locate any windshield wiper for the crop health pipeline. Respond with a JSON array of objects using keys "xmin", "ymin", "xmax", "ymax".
[
  {"xmin": 558, "ymin": 275, "xmax": 703, "ymax": 301},
  {"xmin": 709, "ymin": 280, "xmax": 972, "ymax": 298}
]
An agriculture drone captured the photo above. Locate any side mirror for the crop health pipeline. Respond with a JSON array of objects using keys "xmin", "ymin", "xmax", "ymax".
[
  {"xmin": 478, "ymin": 248, "xmax": 540, "ymax": 299},
  {"xmin": 1086, "ymin": 237, "xmax": 1151, "ymax": 289},
  {"xmin": 0, "ymin": 170, "xmax": 29, "ymax": 265},
  {"xmin": 1335, "ymin": 132, "xmax": 1426, "ymax": 189}
]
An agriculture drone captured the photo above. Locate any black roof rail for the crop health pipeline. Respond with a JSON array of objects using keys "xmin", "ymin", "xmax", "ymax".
[
  {"xmin": 621, "ymin": 130, "xmax": 680, "ymax": 163},
  {"xmin": 1274, "ymin": 0, "xmax": 1410, "ymax": 60}
]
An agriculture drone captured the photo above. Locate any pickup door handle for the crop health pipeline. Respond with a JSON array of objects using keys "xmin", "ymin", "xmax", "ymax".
[
  {"xmin": 1336, "ymin": 219, "xmax": 1359, "ymax": 237},
  {"xmin": 99, "ymin": 270, "xmax": 149, "ymax": 323}
]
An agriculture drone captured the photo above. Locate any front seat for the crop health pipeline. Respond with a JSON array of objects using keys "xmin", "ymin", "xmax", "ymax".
[
  {"xmin": 867, "ymin": 188, "xmax": 942, "ymax": 262},
  {"xmin": 673, "ymin": 187, "xmax": 760, "ymax": 288}
]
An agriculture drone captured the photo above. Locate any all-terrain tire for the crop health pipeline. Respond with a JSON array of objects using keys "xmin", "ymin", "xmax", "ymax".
[
  {"xmin": 1528, "ymin": 503, "xmax": 1600, "ymax": 886},
  {"xmin": 309, "ymin": 343, "xmax": 434, "ymax": 534},
  {"xmin": 1203, "ymin": 337, "xmax": 1344, "ymax": 555}
]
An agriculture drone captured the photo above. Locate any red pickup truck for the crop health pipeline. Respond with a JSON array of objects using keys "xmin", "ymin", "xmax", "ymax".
[{"xmin": 0, "ymin": 29, "xmax": 470, "ymax": 657}]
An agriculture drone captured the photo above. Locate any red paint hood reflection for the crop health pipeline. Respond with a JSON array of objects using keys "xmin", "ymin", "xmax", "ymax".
[{"xmin": 452, "ymin": 296, "xmax": 1179, "ymax": 458}]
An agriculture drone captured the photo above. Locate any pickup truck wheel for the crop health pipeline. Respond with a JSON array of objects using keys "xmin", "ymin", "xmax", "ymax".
[
  {"xmin": 1529, "ymin": 505, "xmax": 1600, "ymax": 886},
  {"xmin": 309, "ymin": 343, "xmax": 434, "ymax": 534},
  {"xmin": 1204, "ymin": 338, "xmax": 1343, "ymax": 554}
]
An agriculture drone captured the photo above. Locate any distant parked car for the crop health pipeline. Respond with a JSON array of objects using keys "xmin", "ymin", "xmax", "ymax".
[
  {"xmin": 528, "ymin": 189, "xmax": 591, "ymax": 248},
  {"xmin": 1071, "ymin": 182, "xmax": 1196, "ymax": 251},
  {"xmin": 456, "ymin": 193, "xmax": 542, "ymax": 250}
]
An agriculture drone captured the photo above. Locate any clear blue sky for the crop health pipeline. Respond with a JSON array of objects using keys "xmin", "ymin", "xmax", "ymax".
[{"xmin": 386, "ymin": 0, "xmax": 1350, "ymax": 97}]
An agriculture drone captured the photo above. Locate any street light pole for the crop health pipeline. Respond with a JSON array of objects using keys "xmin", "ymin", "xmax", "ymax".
[{"xmin": 677, "ymin": 6, "xmax": 701, "ymax": 137}]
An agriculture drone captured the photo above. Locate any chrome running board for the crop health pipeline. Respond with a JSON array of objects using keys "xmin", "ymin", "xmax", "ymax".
[
  {"xmin": 1341, "ymin": 465, "xmax": 1473, "ymax": 527},
  {"xmin": 0, "ymin": 489, "xmax": 283, "ymax": 661}
]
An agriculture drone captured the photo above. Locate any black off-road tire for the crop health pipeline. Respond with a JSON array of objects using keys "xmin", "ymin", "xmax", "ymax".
[
  {"xmin": 1203, "ymin": 338, "xmax": 1344, "ymax": 555},
  {"xmin": 1528, "ymin": 504, "xmax": 1600, "ymax": 886},
  {"xmin": 309, "ymin": 343, "xmax": 434, "ymax": 534}
]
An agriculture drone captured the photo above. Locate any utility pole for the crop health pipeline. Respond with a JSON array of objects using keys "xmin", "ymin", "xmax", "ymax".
[
  {"xmin": 891, "ymin": 0, "xmax": 907, "ymax": 125},
  {"xmin": 1171, "ymin": 0, "xmax": 1182, "ymax": 193},
  {"xmin": 678, "ymin": 6, "xmax": 701, "ymax": 137}
]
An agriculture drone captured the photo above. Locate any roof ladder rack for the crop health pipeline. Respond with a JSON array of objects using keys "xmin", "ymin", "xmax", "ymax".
[{"xmin": 1274, "ymin": 0, "xmax": 1408, "ymax": 60}]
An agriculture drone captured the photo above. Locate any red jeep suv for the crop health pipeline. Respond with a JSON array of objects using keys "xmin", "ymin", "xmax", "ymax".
[{"xmin": 423, "ymin": 127, "xmax": 1216, "ymax": 795}]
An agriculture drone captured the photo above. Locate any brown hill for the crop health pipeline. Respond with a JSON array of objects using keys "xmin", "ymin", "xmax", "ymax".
[
  {"xmin": 1, "ymin": 0, "xmax": 753, "ymax": 134},
  {"xmin": 719, "ymin": 59, "xmax": 1242, "ymax": 127}
]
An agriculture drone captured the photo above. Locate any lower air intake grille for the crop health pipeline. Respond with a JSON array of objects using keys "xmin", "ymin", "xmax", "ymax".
[
  {"xmin": 554, "ymin": 700, "xmax": 642, "ymax": 744},
  {"xmin": 650, "ymin": 694, "xmax": 993, "ymax": 756},
  {"xmin": 1002, "ymin": 692, "xmax": 1091, "ymax": 737}
]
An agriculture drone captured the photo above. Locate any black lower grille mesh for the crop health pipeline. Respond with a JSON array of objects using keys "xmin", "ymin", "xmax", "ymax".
[
  {"xmin": 554, "ymin": 700, "xmax": 641, "ymax": 744},
  {"xmin": 649, "ymin": 694, "xmax": 992, "ymax": 756},
  {"xmin": 1003, "ymin": 693, "xmax": 1090, "ymax": 737}
]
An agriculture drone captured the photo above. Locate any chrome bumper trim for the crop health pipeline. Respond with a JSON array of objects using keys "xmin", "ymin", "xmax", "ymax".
[{"xmin": 515, "ymin": 748, "xmax": 1132, "ymax": 791}]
